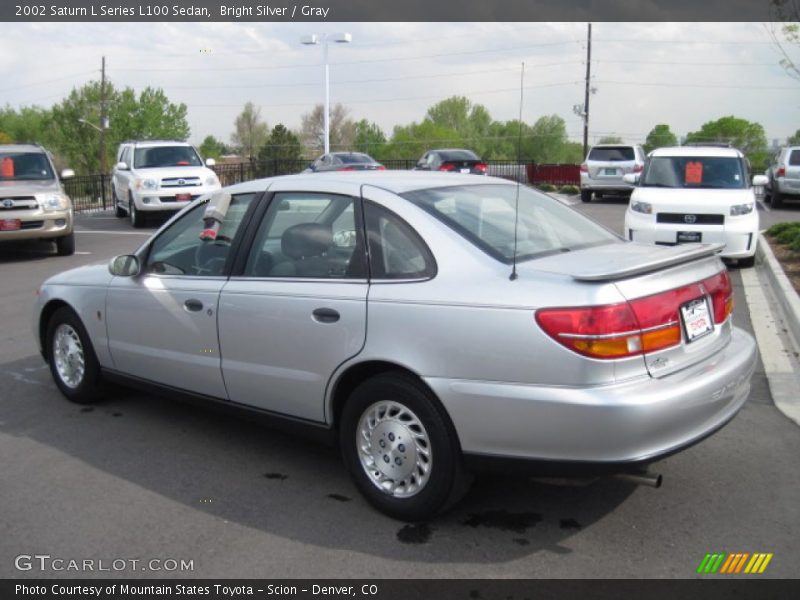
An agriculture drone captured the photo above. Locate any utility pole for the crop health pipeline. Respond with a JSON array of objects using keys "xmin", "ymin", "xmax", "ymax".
[
  {"xmin": 583, "ymin": 23, "xmax": 592, "ymax": 158},
  {"xmin": 100, "ymin": 56, "xmax": 108, "ymax": 206}
]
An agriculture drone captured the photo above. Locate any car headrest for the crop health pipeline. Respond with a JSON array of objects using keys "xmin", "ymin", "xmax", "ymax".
[{"xmin": 281, "ymin": 223, "xmax": 333, "ymax": 259}]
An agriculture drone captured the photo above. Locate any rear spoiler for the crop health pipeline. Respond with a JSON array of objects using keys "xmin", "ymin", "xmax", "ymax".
[{"xmin": 571, "ymin": 243, "xmax": 725, "ymax": 282}]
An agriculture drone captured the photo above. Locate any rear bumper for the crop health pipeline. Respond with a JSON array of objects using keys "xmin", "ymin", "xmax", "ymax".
[
  {"xmin": 425, "ymin": 327, "xmax": 757, "ymax": 463},
  {"xmin": 580, "ymin": 173, "xmax": 634, "ymax": 192},
  {"xmin": 775, "ymin": 178, "xmax": 800, "ymax": 196},
  {"xmin": 0, "ymin": 209, "xmax": 73, "ymax": 241}
]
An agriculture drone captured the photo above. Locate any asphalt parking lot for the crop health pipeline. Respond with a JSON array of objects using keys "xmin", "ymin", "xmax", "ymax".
[{"xmin": 1, "ymin": 199, "xmax": 799, "ymax": 579}]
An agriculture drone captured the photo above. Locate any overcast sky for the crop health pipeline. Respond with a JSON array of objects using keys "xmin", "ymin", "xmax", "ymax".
[{"xmin": 1, "ymin": 22, "xmax": 798, "ymax": 149}]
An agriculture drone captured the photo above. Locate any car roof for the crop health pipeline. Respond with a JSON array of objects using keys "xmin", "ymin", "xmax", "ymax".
[
  {"xmin": 650, "ymin": 146, "xmax": 743, "ymax": 158},
  {"xmin": 125, "ymin": 140, "xmax": 193, "ymax": 148},
  {"xmin": 0, "ymin": 144, "xmax": 46, "ymax": 153},
  {"xmin": 590, "ymin": 144, "xmax": 638, "ymax": 148},
  {"xmin": 226, "ymin": 171, "xmax": 514, "ymax": 195}
]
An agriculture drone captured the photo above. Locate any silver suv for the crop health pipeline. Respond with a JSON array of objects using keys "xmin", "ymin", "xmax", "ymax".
[
  {"xmin": 765, "ymin": 146, "xmax": 800, "ymax": 208},
  {"xmin": 112, "ymin": 140, "xmax": 221, "ymax": 227},
  {"xmin": 580, "ymin": 144, "xmax": 646, "ymax": 202},
  {"xmin": 0, "ymin": 144, "xmax": 75, "ymax": 255}
]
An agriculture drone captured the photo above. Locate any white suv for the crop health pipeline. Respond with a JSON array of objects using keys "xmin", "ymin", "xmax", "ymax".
[
  {"xmin": 765, "ymin": 145, "xmax": 800, "ymax": 208},
  {"xmin": 580, "ymin": 144, "xmax": 646, "ymax": 202},
  {"xmin": 112, "ymin": 141, "xmax": 221, "ymax": 227},
  {"xmin": 624, "ymin": 146, "xmax": 767, "ymax": 267}
]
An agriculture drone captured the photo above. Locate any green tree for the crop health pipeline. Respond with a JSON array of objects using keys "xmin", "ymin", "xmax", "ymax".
[
  {"xmin": 353, "ymin": 119, "xmax": 386, "ymax": 157},
  {"xmin": 257, "ymin": 124, "xmax": 303, "ymax": 162},
  {"xmin": 0, "ymin": 105, "xmax": 53, "ymax": 146},
  {"xmin": 597, "ymin": 136, "xmax": 624, "ymax": 144},
  {"xmin": 769, "ymin": 0, "xmax": 800, "ymax": 81},
  {"xmin": 644, "ymin": 124, "xmax": 678, "ymax": 153},
  {"xmin": 198, "ymin": 135, "xmax": 225, "ymax": 160},
  {"xmin": 424, "ymin": 96, "xmax": 493, "ymax": 156},
  {"xmin": 382, "ymin": 121, "xmax": 462, "ymax": 160},
  {"xmin": 788, "ymin": 129, "xmax": 800, "ymax": 145},
  {"xmin": 527, "ymin": 115, "xmax": 569, "ymax": 163},
  {"xmin": 685, "ymin": 116, "xmax": 769, "ymax": 170},
  {"xmin": 231, "ymin": 102, "xmax": 268, "ymax": 161}
]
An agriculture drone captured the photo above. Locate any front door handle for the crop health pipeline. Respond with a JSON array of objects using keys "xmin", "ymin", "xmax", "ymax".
[
  {"xmin": 312, "ymin": 308, "xmax": 340, "ymax": 323},
  {"xmin": 184, "ymin": 299, "xmax": 204, "ymax": 312}
]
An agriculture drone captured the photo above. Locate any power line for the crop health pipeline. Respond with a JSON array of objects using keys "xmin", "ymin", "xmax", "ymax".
[{"xmin": 0, "ymin": 70, "xmax": 97, "ymax": 94}]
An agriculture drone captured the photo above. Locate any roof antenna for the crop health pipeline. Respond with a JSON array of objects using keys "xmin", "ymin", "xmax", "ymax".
[{"xmin": 510, "ymin": 61, "xmax": 525, "ymax": 281}]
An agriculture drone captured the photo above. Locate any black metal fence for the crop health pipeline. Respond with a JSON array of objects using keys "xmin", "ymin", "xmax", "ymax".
[{"xmin": 67, "ymin": 159, "xmax": 576, "ymax": 213}]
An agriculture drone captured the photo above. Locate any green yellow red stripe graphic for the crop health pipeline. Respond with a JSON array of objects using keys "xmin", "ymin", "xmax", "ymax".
[{"xmin": 696, "ymin": 552, "xmax": 773, "ymax": 574}]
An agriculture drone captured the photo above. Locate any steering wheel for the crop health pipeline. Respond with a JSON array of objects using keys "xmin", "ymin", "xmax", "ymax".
[{"xmin": 193, "ymin": 239, "xmax": 231, "ymax": 275}]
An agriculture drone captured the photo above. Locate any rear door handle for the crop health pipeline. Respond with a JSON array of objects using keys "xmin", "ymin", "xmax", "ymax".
[
  {"xmin": 312, "ymin": 308, "xmax": 340, "ymax": 323},
  {"xmin": 184, "ymin": 299, "xmax": 204, "ymax": 312}
]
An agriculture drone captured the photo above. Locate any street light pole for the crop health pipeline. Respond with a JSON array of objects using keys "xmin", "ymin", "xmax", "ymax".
[{"xmin": 301, "ymin": 32, "xmax": 352, "ymax": 155}]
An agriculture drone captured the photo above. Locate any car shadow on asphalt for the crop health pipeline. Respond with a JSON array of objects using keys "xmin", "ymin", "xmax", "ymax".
[
  {"xmin": 0, "ymin": 240, "xmax": 60, "ymax": 263},
  {"xmin": 0, "ymin": 353, "xmax": 638, "ymax": 564}
]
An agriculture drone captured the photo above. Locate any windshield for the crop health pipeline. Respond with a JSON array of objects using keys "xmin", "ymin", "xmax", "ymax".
[
  {"xmin": 0, "ymin": 152, "xmax": 54, "ymax": 181},
  {"xmin": 588, "ymin": 147, "xmax": 635, "ymax": 161},
  {"xmin": 402, "ymin": 184, "xmax": 620, "ymax": 263},
  {"xmin": 642, "ymin": 156, "xmax": 746, "ymax": 189},
  {"xmin": 337, "ymin": 153, "xmax": 374, "ymax": 164},
  {"xmin": 134, "ymin": 146, "xmax": 202, "ymax": 169}
]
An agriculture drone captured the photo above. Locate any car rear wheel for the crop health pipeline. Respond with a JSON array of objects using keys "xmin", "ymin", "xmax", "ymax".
[
  {"xmin": 46, "ymin": 307, "xmax": 103, "ymax": 404},
  {"xmin": 772, "ymin": 189, "xmax": 784, "ymax": 209},
  {"xmin": 340, "ymin": 373, "xmax": 469, "ymax": 521},
  {"xmin": 129, "ymin": 196, "xmax": 144, "ymax": 228},
  {"xmin": 580, "ymin": 189, "xmax": 592, "ymax": 203},
  {"xmin": 114, "ymin": 189, "xmax": 125, "ymax": 218},
  {"xmin": 55, "ymin": 233, "xmax": 75, "ymax": 256}
]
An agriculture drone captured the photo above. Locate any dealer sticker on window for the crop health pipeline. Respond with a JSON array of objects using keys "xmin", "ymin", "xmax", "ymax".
[{"xmin": 681, "ymin": 297, "xmax": 713, "ymax": 342}]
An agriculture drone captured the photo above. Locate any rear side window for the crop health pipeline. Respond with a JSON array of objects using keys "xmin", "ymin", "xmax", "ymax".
[
  {"xmin": 789, "ymin": 150, "xmax": 800, "ymax": 166},
  {"xmin": 364, "ymin": 202, "xmax": 436, "ymax": 279},
  {"xmin": 588, "ymin": 147, "xmax": 635, "ymax": 161}
]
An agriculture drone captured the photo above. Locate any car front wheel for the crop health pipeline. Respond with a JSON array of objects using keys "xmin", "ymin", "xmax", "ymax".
[
  {"xmin": 129, "ymin": 196, "xmax": 144, "ymax": 228},
  {"xmin": 55, "ymin": 233, "xmax": 75, "ymax": 256},
  {"xmin": 580, "ymin": 189, "xmax": 592, "ymax": 203},
  {"xmin": 46, "ymin": 307, "xmax": 103, "ymax": 404},
  {"xmin": 340, "ymin": 373, "xmax": 469, "ymax": 521}
]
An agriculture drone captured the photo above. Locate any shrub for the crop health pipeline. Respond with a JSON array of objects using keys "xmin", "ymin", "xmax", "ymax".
[
  {"xmin": 768, "ymin": 222, "xmax": 800, "ymax": 248},
  {"xmin": 559, "ymin": 185, "xmax": 580, "ymax": 195},
  {"xmin": 536, "ymin": 183, "xmax": 556, "ymax": 192}
]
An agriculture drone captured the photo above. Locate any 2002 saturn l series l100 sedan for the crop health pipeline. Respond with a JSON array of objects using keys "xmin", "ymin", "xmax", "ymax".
[{"xmin": 33, "ymin": 172, "xmax": 757, "ymax": 520}]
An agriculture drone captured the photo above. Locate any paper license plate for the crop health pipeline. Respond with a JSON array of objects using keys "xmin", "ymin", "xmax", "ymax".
[
  {"xmin": 681, "ymin": 298, "xmax": 713, "ymax": 342},
  {"xmin": 0, "ymin": 219, "xmax": 22, "ymax": 231},
  {"xmin": 604, "ymin": 168, "xmax": 617, "ymax": 175},
  {"xmin": 175, "ymin": 193, "xmax": 192, "ymax": 201},
  {"xmin": 677, "ymin": 231, "xmax": 702, "ymax": 243}
]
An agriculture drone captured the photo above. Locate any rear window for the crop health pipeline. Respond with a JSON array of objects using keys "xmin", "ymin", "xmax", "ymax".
[
  {"xmin": 439, "ymin": 150, "xmax": 479, "ymax": 162},
  {"xmin": 789, "ymin": 150, "xmax": 800, "ymax": 166},
  {"xmin": 588, "ymin": 146, "xmax": 635, "ymax": 161},
  {"xmin": 642, "ymin": 156, "xmax": 746, "ymax": 189},
  {"xmin": 402, "ymin": 184, "xmax": 619, "ymax": 264},
  {"xmin": 337, "ymin": 153, "xmax": 373, "ymax": 164}
]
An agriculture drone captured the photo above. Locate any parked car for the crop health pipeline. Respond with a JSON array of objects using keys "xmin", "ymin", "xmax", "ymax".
[
  {"xmin": 414, "ymin": 149, "xmax": 488, "ymax": 174},
  {"xmin": 580, "ymin": 144, "xmax": 647, "ymax": 202},
  {"xmin": 0, "ymin": 144, "xmax": 75, "ymax": 255},
  {"xmin": 765, "ymin": 145, "xmax": 800, "ymax": 208},
  {"xmin": 34, "ymin": 171, "xmax": 756, "ymax": 520},
  {"xmin": 624, "ymin": 146, "xmax": 765, "ymax": 267},
  {"xmin": 111, "ymin": 140, "xmax": 221, "ymax": 228},
  {"xmin": 305, "ymin": 152, "xmax": 384, "ymax": 173}
]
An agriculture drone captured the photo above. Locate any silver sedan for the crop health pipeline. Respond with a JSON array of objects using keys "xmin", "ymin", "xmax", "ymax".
[{"xmin": 33, "ymin": 172, "xmax": 757, "ymax": 520}]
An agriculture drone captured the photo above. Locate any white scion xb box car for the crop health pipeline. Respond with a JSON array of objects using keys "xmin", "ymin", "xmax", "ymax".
[
  {"xmin": 624, "ymin": 146, "xmax": 766, "ymax": 267},
  {"xmin": 112, "ymin": 140, "xmax": 221, "ymax": 228}
]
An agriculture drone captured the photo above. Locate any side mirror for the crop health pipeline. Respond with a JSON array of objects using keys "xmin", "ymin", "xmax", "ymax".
[
  {"xmin": 752, "ymin": 174, "xmax": 768, "ymax": 187},
  {"xmin": 115, "ymin": 161, "xmax": 128, "ymax": 171},
  {"xmin": 205, "ymin": 158, "xmax": 216, "ymax": 167},
  {"xmin": 109, "ymin": 254, "xmax": 140, "ymax": 277},
  {"xmin": 623, "ymin": 173, "xmax": 640, "ymax": 184},
  {"xmin": 60, "ymin": 169, "xmax": 75, "ymax": 179}
]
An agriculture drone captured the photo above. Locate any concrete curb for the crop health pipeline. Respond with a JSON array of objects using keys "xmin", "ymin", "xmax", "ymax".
[{"xmin": 757, "ymin": 233, "xmax": 800, "ymax": 350}]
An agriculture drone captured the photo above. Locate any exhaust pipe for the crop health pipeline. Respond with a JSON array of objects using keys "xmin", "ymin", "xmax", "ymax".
[{"xmin": 614, "ymin": 471, "xmax": 663, "ymax": 488}]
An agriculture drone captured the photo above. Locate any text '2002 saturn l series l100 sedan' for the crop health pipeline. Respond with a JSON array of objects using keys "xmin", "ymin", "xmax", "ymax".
[{"xmin": 33, "ymin": 171, "xmax": 757, "ymax": 520}]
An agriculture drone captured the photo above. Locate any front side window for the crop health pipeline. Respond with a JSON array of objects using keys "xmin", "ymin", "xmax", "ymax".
[
  {"xmin": 0, "ymin": 152, "xmax": 54, "ymax": 181},
  {"xmin": 145, "ymin": 193, "xmax": 255, "ymax": 276},
  {"xmin": 403, "ymin": 184, "xmax": 619, "ymax": 264},
  {"xmin": 642, "ymin": 156, "xmax": 746, "ymax": 189},
  {"xmin": 243, "ymin": 192, "xmax": 365, "ymax": 279},
  {"xmin": 134, "ymin": 146, "xmax": 203, "ymax": 169}
]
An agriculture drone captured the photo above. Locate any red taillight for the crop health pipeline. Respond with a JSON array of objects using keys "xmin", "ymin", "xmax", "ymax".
[
  {"xmin": 633, "ymin": 164, "xmax": 644, "ymax": 173},
  {"xmin": 776, "ymin": 166, "xmax": 786, "ymax": 178},
  {"xmin": 536, "ymin": 272, "xmax": 732, "ymax": 360},
  {"xmin": 580, "ymin": 163, "xmax": 588, "ymax": 173},
  {"xmin": 438, "ymin": 163, "xmax": 456, "ymax": 172},
  {"xmin": 376, "ymin": 165, "xmax": 385, "ymax": 170},
  {"xmin": 475, "ymin": 163, "xmax": 488, "ymax": 173}
]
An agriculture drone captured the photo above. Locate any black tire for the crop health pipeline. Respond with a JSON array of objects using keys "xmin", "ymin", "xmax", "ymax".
[
  {"xmin": 45, "ymin": 307, "xmax": 103, "ymax": 404},
  {"xmin": 772, "ymin": 189, "xmax": 784, "ymax": 209},
  {"xmin": 114, "ymin": 189, "xmax": 125, "ymax": 218},
  {"xmin": 580, "ymin": 189, "xmax": 592, "ymax": 203},
  {"xmin": 595, "ymin": 192, "xmax": 604, "ymax": 200},
  {"xmin": 738, "ymin": 255, "xmax": 756, "ymax": 268},
  {"xmin": 129, "ymin": 196, "xmax": 144, "ymax": 228},
  {"xmin": 55, "ymin": 232, "xmax": 75, "ymax": 256},
  {"xmin": 340, "ymin": 373, "xmax": 469, "ymax": 521}
]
